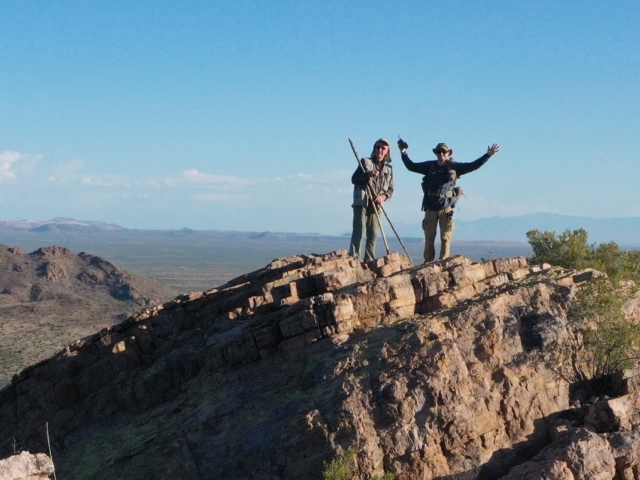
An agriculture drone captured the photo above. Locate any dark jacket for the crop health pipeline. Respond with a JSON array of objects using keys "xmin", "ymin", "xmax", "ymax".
[{"xmin": 401, "ymin": 152, "xmax": 490, "ymax": 211}]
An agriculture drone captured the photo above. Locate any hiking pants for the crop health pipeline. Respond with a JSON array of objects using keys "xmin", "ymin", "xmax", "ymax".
[
  {"xmin": 349, "ymin": 206, "xmax": 380, "ymax": 262},
  {"xmin": 423, "ymin": 207, "xmax": 454, "ymax": 263}
]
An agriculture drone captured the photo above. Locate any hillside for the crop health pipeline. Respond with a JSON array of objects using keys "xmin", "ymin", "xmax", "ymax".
[
  {"xmin": 2, "ymin": 250, "xmax": 640, "ymax": 479},
  {"xmin": 0, "ymin": 244, "xmax": 177, "ymax": 387}
]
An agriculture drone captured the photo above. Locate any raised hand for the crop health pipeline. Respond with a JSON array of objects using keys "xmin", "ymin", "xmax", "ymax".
[{"xmin": 487, "ymin": 143, "xmax": 500, "ymax": 157}]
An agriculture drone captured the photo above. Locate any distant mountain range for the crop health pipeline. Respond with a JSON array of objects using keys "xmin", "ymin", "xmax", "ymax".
[
  {"xmin": 0, "ymin": 217, "xmax": 124, "ymax": 232},
  {"xmin": 396, "ymin": 213, "xmax": 640, "ymax": 246},
  {"xmin": 1, "ymin": 213, "xmax": 639, "ymax": 247}
]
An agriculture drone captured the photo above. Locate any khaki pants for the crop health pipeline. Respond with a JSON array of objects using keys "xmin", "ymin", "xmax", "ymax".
[{"xmin": 423, "ymin": 207, "xmax": 454, "ymax": 263}]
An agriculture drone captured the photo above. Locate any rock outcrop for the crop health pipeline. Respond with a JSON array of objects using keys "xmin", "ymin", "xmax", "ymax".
[
  {"xmin": 0, "ymin": 250, "xmax": 637, "ymax": 479},
  {"xmin": 0, "ymin": 452, "xmax": 54, "ymax": 480}
]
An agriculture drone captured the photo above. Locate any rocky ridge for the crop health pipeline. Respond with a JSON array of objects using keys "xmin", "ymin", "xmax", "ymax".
[{"xmin": 0, "ymin": 250, "xmax": 639, "ymax": 479}]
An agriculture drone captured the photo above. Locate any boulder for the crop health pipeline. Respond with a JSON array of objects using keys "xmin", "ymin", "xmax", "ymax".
[{"xmin": 0, "ymin": 452, "xmax": 54, "ymax": 480}]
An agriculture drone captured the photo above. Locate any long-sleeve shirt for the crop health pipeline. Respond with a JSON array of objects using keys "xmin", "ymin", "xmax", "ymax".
[{"xmin": 401, "ymin": 152, "xmax": 490, "ymax": 211}]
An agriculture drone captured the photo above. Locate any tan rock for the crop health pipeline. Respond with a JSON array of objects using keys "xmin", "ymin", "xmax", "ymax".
[
  {"xmin": 586, "ymin": 393, "xmax": 640, "ymax": 432},
  {"xmin": 40, "ymin": 262, "xmax": 66, "ymax": 281},
  {"xmin": 0, "ymin": 452, "xmax": 54, "ymax": 480},
  {"xmin": 500, "ymin": 429, "xmax": 616, "ymax": 480}
]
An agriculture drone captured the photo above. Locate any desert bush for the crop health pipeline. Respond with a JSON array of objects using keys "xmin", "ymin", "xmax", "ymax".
[
  {"xmin": 99, "ymin": 327, "xmax": 112, "ymax": 347},
  {"xmin": 323, "ymin": 448, "xmax": 357, "ymax": 480},
  {"xmin": 526, "ymin": 228, "xmax": 640, "ymax": 283},
  {"xmin": 571, "ymin": 277, "xmax": 640, "ymax": 379},
  {"xmin": 527, "ymin": 229, "xmax": 640, "ymax": 384},
  {"xmin": 527, "ymin": 228, "xmax": 592, "ymax": 270},
  {"xmin": 322, "ymin": 447, "xmax": 394, "ymax": 480}
]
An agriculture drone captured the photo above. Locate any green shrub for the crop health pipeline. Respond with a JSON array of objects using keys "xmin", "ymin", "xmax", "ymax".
[
  {"xmin": 323, "ymin": 448, "xmax": 357, "ymax": 480},
  {"xmin": 526, "ymin": 228, "xmax": 592, "ymax": 270},
  {"xmin": 322, "ymin": 448, "xmax": 395, "ymax": 480},
  {"xmin": 372, "ymin": 474, "xmax": 395, "ymax": 480},
  {"xmin": 526, "ymin": 228, "xmax": 640, "ymax": 283},
  {"xmin": 528, "ymin": 229, "xmax": 640, "ymax": 384},
  {"xmin": 571, "ymin": 277, "xmax": 640, "ymax": 379}
]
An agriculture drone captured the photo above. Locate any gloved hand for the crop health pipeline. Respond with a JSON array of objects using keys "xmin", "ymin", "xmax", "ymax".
[{"xmin": 397, "ymin": 138, "xmax": 408, "ymax": 151}]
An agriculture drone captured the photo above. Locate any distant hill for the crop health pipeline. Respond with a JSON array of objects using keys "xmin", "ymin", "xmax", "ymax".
[
  {"xmin": 0, "ymin": 244, "xmax": 176, "ymax": 386},
  {"xmin": 397, "ymin": 213, "xmax": 640, "ymax": 246}
]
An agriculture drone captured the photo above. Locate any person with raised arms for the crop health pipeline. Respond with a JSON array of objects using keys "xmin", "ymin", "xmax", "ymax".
[{"xmin": 397, "ymin": 138, "xmax": 499, "ymax": 263}]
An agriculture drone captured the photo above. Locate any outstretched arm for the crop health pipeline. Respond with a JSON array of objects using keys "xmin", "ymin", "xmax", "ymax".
[{"xmin": 455, "ymin": 143, "xmax": 500, "ymax": 176}]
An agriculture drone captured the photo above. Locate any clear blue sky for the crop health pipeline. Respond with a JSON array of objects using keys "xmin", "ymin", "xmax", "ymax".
[{"xmin": 1, "ymin": 1, "xmax": 638, "ymax": 233}]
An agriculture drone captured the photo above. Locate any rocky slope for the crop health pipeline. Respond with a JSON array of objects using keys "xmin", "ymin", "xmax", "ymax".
[
  {"xmin": 0, "ymin": 250, "xmax": 638, "ymax": 479},
  {"xmin": 0, "ymin": 244, "xmax": 177, "ymax": 387}
]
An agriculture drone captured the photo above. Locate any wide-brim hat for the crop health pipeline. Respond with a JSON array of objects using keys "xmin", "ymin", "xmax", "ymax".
[{"xmin": 432, "ymin": 142, "xmax": 452, "ymax": 155}]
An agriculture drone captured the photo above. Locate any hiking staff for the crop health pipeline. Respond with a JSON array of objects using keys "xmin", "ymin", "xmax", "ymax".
[
  {"xmin": 348, "ymin": 138, "xmax": 413, "ymax": 263},
  {"xmin": 375, "ymin": 190, "xmax": 413, "ymax": 264}
]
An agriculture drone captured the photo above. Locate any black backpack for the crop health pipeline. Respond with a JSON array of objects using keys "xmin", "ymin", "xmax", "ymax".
[{"xmin": 421, "ymin": 161, "xmax": 464, "ymax": 209}]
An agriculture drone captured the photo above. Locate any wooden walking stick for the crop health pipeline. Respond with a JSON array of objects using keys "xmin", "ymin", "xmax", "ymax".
[{"xmin": 348, "ymin": 138, "xmax": 414, "ymax": 264}]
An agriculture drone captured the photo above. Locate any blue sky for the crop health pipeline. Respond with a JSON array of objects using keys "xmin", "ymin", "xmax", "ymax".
[{"xmin": 1, "ymin": 1, "xmax": 639, "ymax": 234}]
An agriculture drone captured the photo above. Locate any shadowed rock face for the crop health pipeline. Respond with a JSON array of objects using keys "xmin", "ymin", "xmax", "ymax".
[{"xmin": 0, "ymin": 250, "xmax": 636, "ymax": 479}]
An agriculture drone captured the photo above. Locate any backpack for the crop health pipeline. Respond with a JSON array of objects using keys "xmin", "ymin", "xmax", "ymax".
[
  {"xmin": 421, "ymin": 161, "xmax": 464, "ymax": 209},
  {"xmin": 444, "ymin": 168, "xmax": 464, "ymax": 208}
]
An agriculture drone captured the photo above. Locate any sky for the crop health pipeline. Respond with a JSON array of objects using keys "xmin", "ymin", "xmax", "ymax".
[{"xmin": 0, "ymin": 0, "xmax": 639, "ymax": 234}]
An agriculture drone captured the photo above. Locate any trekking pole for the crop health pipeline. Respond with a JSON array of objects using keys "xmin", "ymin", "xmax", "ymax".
[
  {"xmin": 348, "ymin": 138, "xmax": 391, "ymax": 256},
  {"xmin": 348, "ymin": 138, "xmax": 414, "ymax": 264}
]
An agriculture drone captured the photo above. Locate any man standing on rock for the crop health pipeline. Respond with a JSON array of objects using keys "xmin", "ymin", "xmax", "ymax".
[
  {"xmin": 349, "ymin": 139, "xmax": 394, "ymax": 262},
  {"xmin": 397, "ymin": 139, "xmax": 499, "ymax": 263}
]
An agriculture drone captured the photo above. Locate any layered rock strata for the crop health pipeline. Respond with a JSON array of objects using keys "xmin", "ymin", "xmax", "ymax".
[{"xmin": 0, "ymin": 250, "xmax": 629, "ymax": 479}]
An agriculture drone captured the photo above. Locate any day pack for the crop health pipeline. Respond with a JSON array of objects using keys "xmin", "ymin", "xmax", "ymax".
[{"xmin": 420, "ymin": 161, "xmax": 464, "ymax": 209}]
